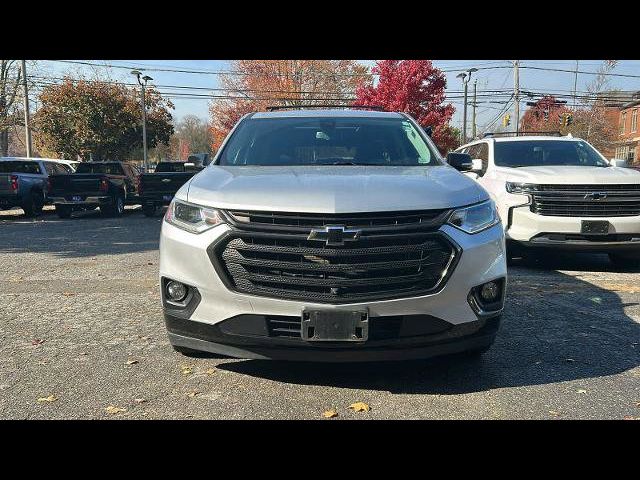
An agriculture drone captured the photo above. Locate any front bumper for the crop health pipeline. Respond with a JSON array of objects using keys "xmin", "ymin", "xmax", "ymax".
[
  {"xmin": 506, "ymin": 204, "xmax": 640, "ymax": 253},
  {"xmin": 159, "ymin": 220, "xmax": 507, "ymax": 361}
]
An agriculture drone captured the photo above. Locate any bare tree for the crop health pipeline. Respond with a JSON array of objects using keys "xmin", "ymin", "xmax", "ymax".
[{"xmin": 0, "ymin": 60, "xmax": 23, "ymax": 156}]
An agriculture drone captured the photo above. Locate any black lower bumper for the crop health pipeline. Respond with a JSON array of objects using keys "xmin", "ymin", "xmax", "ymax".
[
  {"xmin": 165, "ymin": 313, "xmax": 501, "ymax": 362},
  {"xmin": 510, "ymin": 234, "xmax": 640, "ymax": 253}
]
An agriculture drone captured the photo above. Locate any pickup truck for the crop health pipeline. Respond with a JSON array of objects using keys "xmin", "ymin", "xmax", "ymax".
[
  {"xmin": 0, "ymin": 158, "xmax": 72, "ymax": 216},
  {"xmin": 139, "ymin": 161, "xmax": 204, "ymax": 217},
  {"xmin": 48, "ymin": 161, "xmax": 141, "ymax": 218}
]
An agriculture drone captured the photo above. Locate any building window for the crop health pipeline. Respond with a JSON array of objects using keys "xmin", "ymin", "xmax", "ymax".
[
  {"xmin": 620, "ymin": 112, "xmax": 627, "ymax": 135},
  {"xmin": 632, "ymin": 109, "xmax": 638, "ymax": 133}
]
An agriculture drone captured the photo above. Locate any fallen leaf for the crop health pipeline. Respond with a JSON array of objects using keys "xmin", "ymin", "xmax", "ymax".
[
  {"xmin": 635, "ymin": 401, "xmax": 640, "ymax": 408},
  {"xmin": 576, "ymin": 389, "xmax": 587, "ymax": 394},
  {"xmin": 79, "ymin": 352, "xmax": 88, "ymax": 356},
  {"xmin": 125, "ymin": 359, "xmax": 139, "ymax": 365},
  {"xmin": 565, "ymin": 358, "xmax": 575, "ymax": 363},
  {"xmin": 205, "ymin": 368, "xmax": 216, "ymax": 376},
  {"xmin": 348, "ymin": 402, "xmax": 371, "ymax": 412},
  {"xmin": 105, "ymin": 405, "xmax": 127, "ymax": 415},
  {"xmin": 37, "ymin": 394, "xmax": 58, "ymax": 403},
  {"xmin": 134, "ymin": 398, "xmax": 147, "ymax": 404},
  {"xmin": 181, "ymin": 365, "xmax": 193, "ymax": 376},
  {"xmin": 147, "ymin": 262, "xmax": 153, "ymax": 265},
  {"xmin": 548, "ymin": 410, "xmax": 561, "ymax": 417},
  {"xmin": 534, "ymin": 360, "xmax": 542, "ymax": 365},
  {"xmin": 322, "ymin": 409, "xmax": 338, "ymax": 418},
  {"xmin": 32, "ymin": 339, "xmax": 45, "ymax": 346},
  {"xmin": 62, "ymin": 292, "xmax": 76, "ymax": 297},
  {"xmin": 186, "ymin": 390, "xmax": 200, "ymax": 398},
  {"xmin": 589, "ymin": 297, "xmax": 602, "ymax": 304}
]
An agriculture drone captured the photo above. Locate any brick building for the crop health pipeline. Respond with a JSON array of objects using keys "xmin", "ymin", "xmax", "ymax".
[{"xmin": 613, "ymin": 92, "xmax": 640, "ymax": 165}]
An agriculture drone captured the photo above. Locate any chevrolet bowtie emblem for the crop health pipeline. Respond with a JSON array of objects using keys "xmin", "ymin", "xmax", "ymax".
[{"xmin": 307, "ymin": 225, "xmax": 361, "ymax": 246}]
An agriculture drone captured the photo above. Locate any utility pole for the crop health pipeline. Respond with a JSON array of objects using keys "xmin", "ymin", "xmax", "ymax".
[
  {"xmin": 472, "ymin": 79, "xmax": 477, "ymax": 139},
  {"xmin": 462, "ymin": 79, "xmax": 469, "ymax": 143},
  {"xmin": 456, "ymin": 68, "xmax": 478, "ymax": 144},
  {"xmin": 573, "ymin": 60, "xmax": 579, "ymax": 110},
  {"xmin": 21, "ymin": 60, "xmax": 32, "ymax": 157},
  {"xmin": 513, "ymin": 60, "xmax": 520, "ymax": 135},
  {"xmin": 131, "ymin": 70, "xmax": 153, "ymax": 171}
]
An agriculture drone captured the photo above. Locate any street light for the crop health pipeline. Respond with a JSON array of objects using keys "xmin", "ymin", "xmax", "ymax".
[
  {"xmin": 131, "ymin": 70, "xmax": 153, "ymax": 171},
  {"xmin": 456, "ymin": 68, "xmax": 478, "ymax": 144}
]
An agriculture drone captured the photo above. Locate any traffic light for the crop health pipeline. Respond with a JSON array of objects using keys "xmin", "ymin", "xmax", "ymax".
[
  {"xmin": 559, "ymin": 113, "xmax": 574, "ymax": 127},
  {"xmin": 503, "ymin": 114, "xmax": 511, "ymax": 127}
]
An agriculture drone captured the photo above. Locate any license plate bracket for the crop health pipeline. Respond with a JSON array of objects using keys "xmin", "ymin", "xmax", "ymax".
[
  {"xmin": 581, "ymin": 220, "xmax": 610, "ymax": 235},
  {"xmin": 71, "ymin": 195, "xmax": 84, "ymax": 202},
  {"xmin": 301, "ymin": 309, "xmax": 369, "ymax": 342}
]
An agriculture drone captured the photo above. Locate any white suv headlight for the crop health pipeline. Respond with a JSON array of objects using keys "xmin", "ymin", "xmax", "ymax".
[
  {"xmin": 164, "ymin": 199, "xmax": 224, "ymax": 234},
  {"xmin": 448, "ymin": 199, "xmax": 500, "ymax": 234}
]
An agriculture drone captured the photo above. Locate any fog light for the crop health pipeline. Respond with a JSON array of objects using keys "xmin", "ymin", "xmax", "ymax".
[
  {"xmin": 166, "ymin": 281, "xmax": 188, "ymax": 302},
  {"xmin": 480, "ymin": 281, "xmax": 499, "ymax": 302}
]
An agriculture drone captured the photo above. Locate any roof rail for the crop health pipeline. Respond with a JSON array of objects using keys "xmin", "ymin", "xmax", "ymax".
[
  {"xmin": 265, "ymin": 104, "xmax": 386, "ymax": 112},
  {"xmin": 483, "ymin": 131, "xmax": 563, "ymax": 138}
]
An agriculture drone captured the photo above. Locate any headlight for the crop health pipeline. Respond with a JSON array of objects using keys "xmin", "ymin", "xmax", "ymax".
[
  {"xmin": 448, "ymin": 200, "xmax": 500, "ymax": 234},
  {"xmin": 505, "ymin": 182, "xmax": 533, "ymax": 194},
  {"xmin": 164, "ymin": 199, "xmax": 224, "ymax": 234}
]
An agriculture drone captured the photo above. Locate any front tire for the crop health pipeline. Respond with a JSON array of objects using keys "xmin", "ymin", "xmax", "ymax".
[{"xmin": 609, "ymin": 252, "xmax": 640, "ymax": 269}]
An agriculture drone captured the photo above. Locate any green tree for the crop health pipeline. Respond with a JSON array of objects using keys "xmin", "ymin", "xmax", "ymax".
[{"xmin": 34, "ymin": 77, "xmax": 174, "ymax": 160}]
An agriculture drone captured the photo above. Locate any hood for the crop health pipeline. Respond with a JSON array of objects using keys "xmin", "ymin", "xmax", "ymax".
[
  {"xmin": 185, "ymin": 165, "xmax": 488, "ymax": 213},
  {"xmin": 499, "ymin": 165, "xmax": 640, "ymax": 184}
]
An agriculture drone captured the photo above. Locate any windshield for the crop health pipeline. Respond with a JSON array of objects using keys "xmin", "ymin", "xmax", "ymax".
[
  {"xmin": 494, "ymin": 140, "xmax": 608, "ymax": 168},
  {"xmin": 0, "ymin": 161, "xmax": 42, "ymax": 174},
  {"xmin": 75, "ymin": 163, "xmax": 124, "ymax": 175},
  {"xmin": 218, "ymin": 117, "xmax": 440, "ymax": 166}
]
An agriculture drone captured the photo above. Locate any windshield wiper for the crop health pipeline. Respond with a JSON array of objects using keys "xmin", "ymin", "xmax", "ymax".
[{"xmin": 318, "ymin": 161, "xmax": 380, "ymax": 166}]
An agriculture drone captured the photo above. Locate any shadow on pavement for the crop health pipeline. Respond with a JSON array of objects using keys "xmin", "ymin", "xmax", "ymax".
[
  {"xmin": 0, "ymin": 207, "xmax": 162, "ymax": 257},
  {"xmin": 217, "ymin": 254, "xmax": 640, "ymax": 394}
]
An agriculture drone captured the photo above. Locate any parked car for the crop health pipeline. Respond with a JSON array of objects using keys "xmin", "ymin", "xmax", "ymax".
[
  {"xmin": 452, "ymin": 133, "xmax": 640, "ymax": 267},
  {"xmin": 0, "ymin": 158, "xmax": 73, "ymax": 216},
  {"xmin": 159, "ymin": 108, "xmax": 506, "ymax": 361},
  {"xmin": 48, "ymin": 161, "xmax": 141, "ymax": 218},
  {"xmin": 138, "ymin": 161, "xmax": 204, "ymax": 217}
]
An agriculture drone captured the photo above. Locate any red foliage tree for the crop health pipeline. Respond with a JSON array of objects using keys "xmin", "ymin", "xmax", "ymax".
[
  {"xmin": 520, "ymin": 95, "xmax": 572, "ymax": 133},
  {"xmin": 354, "ymin": 60, "xmax": 457, "ymax": 153}
]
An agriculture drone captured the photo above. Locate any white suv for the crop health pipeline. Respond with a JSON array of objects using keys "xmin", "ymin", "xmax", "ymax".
[{"xmin": 452, "ymin": 134, "xmax": 640, "ymax": 266}]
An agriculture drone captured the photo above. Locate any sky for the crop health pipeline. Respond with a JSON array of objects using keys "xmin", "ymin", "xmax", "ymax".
[{"xmin": 36, "ymin": 59, "xmax": 640, "ymax": 134}]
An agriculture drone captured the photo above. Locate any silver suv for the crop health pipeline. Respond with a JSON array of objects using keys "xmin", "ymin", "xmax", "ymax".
[{"xmin": 159, "ymin": 109, "xmax": 506, "ymax": 361}]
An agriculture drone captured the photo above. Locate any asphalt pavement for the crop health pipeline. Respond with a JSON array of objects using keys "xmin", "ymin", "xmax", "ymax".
[{"xmin": 1, "ymin": 206, "xmax": 639, "ymax": 419}]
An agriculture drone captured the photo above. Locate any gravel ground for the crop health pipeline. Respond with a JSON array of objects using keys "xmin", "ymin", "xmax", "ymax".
[{"xmin": 1, "ymin": 206, "xmax": 639, "ymax": 420}]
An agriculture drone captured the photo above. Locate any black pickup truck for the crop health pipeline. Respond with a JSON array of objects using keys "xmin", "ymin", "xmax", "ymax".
[
  {"xmin": 48, "ymin": 161, "xmax": 141, "ymax": 218},
  {"xmin": 138, "ymin": 161, "xmax": 203, "ymax": 216}
]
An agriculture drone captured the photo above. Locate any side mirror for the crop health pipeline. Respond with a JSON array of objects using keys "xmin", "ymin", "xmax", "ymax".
[
  {"xmin": 610, "ymin": 158, "xmax": 627, "ymax": 167},
  {"xmin": 446, "ymin": 152, "xmax": 473, "ymax": 171}
]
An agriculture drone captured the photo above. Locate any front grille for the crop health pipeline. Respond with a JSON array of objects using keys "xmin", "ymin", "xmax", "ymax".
[
  {"xmin": 527, "ymin": 184, "xmax": 640, "ymax": 217},
  {"xmin": 210, "ymin": 209, "xmax": 458, "ymax": 303}
]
